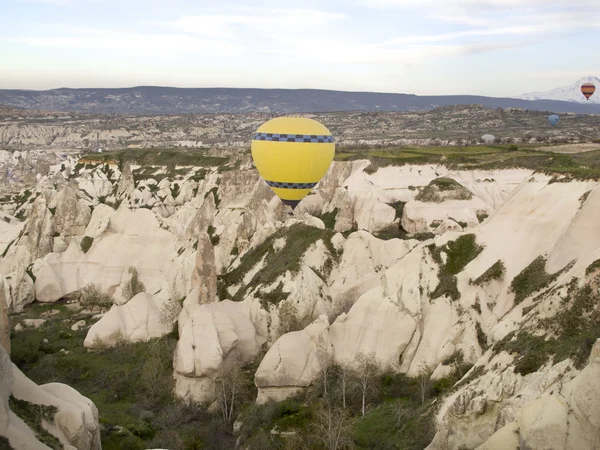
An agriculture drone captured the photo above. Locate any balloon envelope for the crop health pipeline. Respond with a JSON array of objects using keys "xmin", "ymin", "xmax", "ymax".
[
  {"xmin": 581, "ymin": 83, "xmax": 596, "ymax": 100},
  {"xmin": 251, "ymin": 117, "xmax": 335, "ymax": 210},
  {"xmin": 548, "ymin": 115, "xmax": 559, "ymax": 126}
]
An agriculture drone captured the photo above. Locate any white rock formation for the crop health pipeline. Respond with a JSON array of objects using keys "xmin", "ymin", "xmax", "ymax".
[
  {"xmin": 174, "ymin": 300, "xmax": 265, "ymax": 403},
  {"xmin": 84, "ymin": 292, "xmax": 171, "ymax": 348},
  {"xmin": 255, "ymin": 316, "xmax": 332, "ymax": 404}
]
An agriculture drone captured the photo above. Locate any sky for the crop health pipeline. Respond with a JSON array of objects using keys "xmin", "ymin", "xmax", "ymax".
[{"xmin": 0, "ymin": 0, "xmax": 599, "ymax": 96}]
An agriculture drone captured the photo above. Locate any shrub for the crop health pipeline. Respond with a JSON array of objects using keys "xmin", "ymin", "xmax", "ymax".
[
  {"xmin": 80, "ymin": 284, "xmax": 113, "ymax": 313},
  {"xmin": 316, "ymin": 208, "xmax": 338, "ymax": 230},
  {"xmin": 80, "ymin": 236, "xmax": 94, "ymax": 253},
  {"xmin": 122, "ymin": 267, "xmax": 146, "ymax": 301},
  {"xmin": 8, "ymin": 396, "xmax": 60, "ymax": 448},
  {"xmin": 473, "ymin": 260, "xmax": 506, "ymax": 285},
  {"xmin": 510, "ymin": 256, "xmax": 554, "ymax": 304}
]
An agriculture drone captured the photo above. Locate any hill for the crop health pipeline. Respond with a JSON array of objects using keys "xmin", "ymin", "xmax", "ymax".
[{"xmin": 1, "ymin": 86, "xmax": 600, "ymax": 115}]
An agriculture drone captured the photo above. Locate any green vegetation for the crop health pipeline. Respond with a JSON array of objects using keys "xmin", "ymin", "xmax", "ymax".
[
  {"xmin": 429, "ymin": 234, "xmax": 483, "ymax": 300},
  {"xmin": 82, "ymin": 147, "xmax": 228, "ymax": 169},
  {"xmin": 122, "ymin": 267, "xmax": 146, "ymax": 301},
  {"xmin": 80, "ymin": 236, "xmax": 94, "ymax": 253},
  {"xmin": 586, "ymin": 259, "xmax": 600, "ymax": 275},
  {"xmin": 218, "ymin": 223, "xmax": 337, "ymax": 303},
  {"xmin": 205, "ymin": 186, "xmax": 221, "ymax": 207},
  {"xmin": 10, "ymin": 303, "xmax": 235, "ymax": 450},
  {"xmin": 8, "ymin": 396, "xmax": 60, "ymax": 449},
  {"xmin": 510, "ymin": 256, "xmax": 556, "ymax": 304},
  {"xmin": 207, "ymin": 225, "xmax": 220, "ymax": 246},
  {"xmin": 316, "ymin": 208, "xmax": 339, "ymax": 230},
  {"xmin": 473, "ymin": 260, "xmax": 506, "ymax": 286},
  {"xmin": 415, "ymin": 178, "xmax": 472, "ymax": 203},
  {"xmin": 0, "ymin": 436, "xmax": 15, "ymax": 450},
  {"xmin": 476, "ymin": 211, "xmax": 489, "ymax": 223},
  {"xmin": 335, "ymin": 146, "xmax": 600, "ymax": 180},
  {"xmin": 494, "ymin": 280, "xmax": 600, "ymax": 374}
]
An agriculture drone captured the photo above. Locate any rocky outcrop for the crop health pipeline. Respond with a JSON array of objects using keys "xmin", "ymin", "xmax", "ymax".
[
  {"xmin": 83, "ymin": 292, "xmax": 172, "ymax": 348},
  {"xmin": 255, "ymin": 316, "xmax": 332, "ymax": 404},
  {"xmin": 0, "ymin": 345, "xmax": 101, "ymax": 450},
  {"xmin": 174, "ymin": 300, "xmax": 265, "ymax": 403},
  {"xmin": 191, "ymin": 231, "xmax": 217, "ymax": 304},
  {"xmin": 49, "ymin": 184, "xmax": 91, "ymax": 252},
  {"xmin": 476, "ymin": 339, "xmax": 600, "ymax": 450}
]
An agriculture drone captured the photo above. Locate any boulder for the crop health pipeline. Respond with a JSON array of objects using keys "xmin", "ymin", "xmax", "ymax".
[
  {"xmin": 84, "ymin": 292, "xmax": 171, "ymax": 348},
  {"xmin": 255, "ymin": 316, "xmax": 331, "ymax": 404}
]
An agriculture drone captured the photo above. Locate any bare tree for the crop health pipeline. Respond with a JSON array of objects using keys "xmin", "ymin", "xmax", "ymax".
[
  {"xmin": 214, "ymin": 362, "xmax": 247, "ymax": 424},
  {"xmin": 417, "ymin": 361, "xmax": 432, "ymax": 406},
  {"xmin": 311, "ymin": 402, "xmax": 354, "ymax": 450},
  {"xmin": 335, "ymin": 363, "xmax": 352, "ymax": 409},
  {"xmin": 352, "ymin": 352, "xmax": 382, "ymax": 416}
]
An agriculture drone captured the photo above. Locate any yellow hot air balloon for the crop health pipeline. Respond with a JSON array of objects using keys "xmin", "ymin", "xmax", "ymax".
[{"xmin": 251, "ymin": 117, "xmax": 335, "ymax": 210}]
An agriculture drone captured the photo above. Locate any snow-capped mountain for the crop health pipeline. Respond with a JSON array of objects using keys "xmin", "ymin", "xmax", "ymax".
[{"xmin": 518, "ymin": 76, "xmax": 599, "ymax": 104}]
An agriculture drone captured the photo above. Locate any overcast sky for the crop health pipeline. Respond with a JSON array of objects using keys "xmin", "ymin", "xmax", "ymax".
[{"xmin": 1, "ymin": 0, "xmax": 599, "ymax": 96}]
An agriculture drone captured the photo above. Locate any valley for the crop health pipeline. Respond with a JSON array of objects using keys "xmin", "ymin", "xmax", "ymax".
[{"xmin": 1, "ymin": 105, "xmax": 600, "ymax": 450}]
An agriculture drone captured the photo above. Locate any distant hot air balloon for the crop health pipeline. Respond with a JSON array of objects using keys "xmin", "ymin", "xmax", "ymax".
[
  {"xmin": 481, "ymin": 134, "xmax": 496, "ymax": 144},
  {"xmin": 581, "ymin": 82, "xmax": 596, "ymax": 100},
  {"xmin": 548, "ymin": 114, "xmax": 559, "ymax": 127},
  {"xmin": 251, "ymin": 117, "xmax": 335, "ymax": 210}
]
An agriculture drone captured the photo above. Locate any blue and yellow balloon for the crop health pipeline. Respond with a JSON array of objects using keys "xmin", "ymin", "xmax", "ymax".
[
  {"xmin": 251, "ymin": 117, "xmax": 335, "ymax": 210},
  {"xmin": 548, "ymin": 115, "xmax": 559, "ymax": 127}
]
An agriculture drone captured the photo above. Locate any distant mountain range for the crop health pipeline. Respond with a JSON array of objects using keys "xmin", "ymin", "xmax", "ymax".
[
  {"xmin": 518, "ymin": 76, "xmax": 599, "ymax": 104},
  {"xmin": 1, "ymin": 86, "xmax": 600, "ymax": 115}
]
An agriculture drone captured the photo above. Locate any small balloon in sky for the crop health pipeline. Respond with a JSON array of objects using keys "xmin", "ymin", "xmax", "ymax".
[
  {"xmin": 581, "ymin": 83, "xmax": 596, "ymax": 100},
  {"xmin": 548, "ymin": 114, "xmax": 559, "ymax": 127}
]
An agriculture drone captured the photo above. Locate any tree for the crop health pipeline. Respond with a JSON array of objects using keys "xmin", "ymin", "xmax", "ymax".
[
  {"xmin": 80, "ymin": 283, "xmax": 112, "ymax": 313},
  {"xmin": 334, "ymin": 363, "xmax": 352, "ymax": 409},
  {"xmin": 352, "ymin": 352, "xmax": 382, "ymax": 416},
  {"xmin": 159, "ymin": 297, "xmax": 183, "ymax": 327},
  {"xmin": 122, "ymin": 266, "xmax": 146, "ymax": 301},
  {"xmin": 214, "ymin": 362, "xmax": 248, "ymax": 424},
  {"xmin": 417, "ymin": 361, "xmax": 432, "ymax": 406},
  {"xmin": 311, "ymin": 402, "xmax": 354, "ymax": 450}
]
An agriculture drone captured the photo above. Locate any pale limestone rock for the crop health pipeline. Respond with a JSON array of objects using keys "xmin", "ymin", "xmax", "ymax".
[
  {"xmin": 328, "ymin": 230, "xmax": 418, "ymax": 309},
  {"xmin": 0, "ymin": 281, "xmax": 9, "ymax": 353},
  {"xmin": 49, "ymin": 184, "xmax": 91, "ymax": 251},
  {"xmin": 191, "ymin": 231, "xmax": 217, "ymax": 304},
  {"xmin": 433, "ymin": 218, "xmax": 463, "ymax": 235},
  {"xmin": 84, "ymin": 292, "xmax": 171, "ymax": 347},
  {"xmin": 34, "ymin": 207, "xmax": 190, "ymax": 305},
  {"xmin": 71, "ymin": 320, "xmax": 86, "ymax": 332},
  {"xmin": 26, "ymin": 194, "xmax": 55, "ymax": 260},
  {"xmin": 3, "ymin": 349, "xmax": 101, "ymax": 450},
  {"xmin": 477, "ymin": 341, "xmax": 600, "ymax": 449},
  {"xmin": 116, "ymin": 160, "xmax": 134, "ymax": 199},
  {"xmin": 83, "ymin": 203, "xmax": 113, "ymax": 239},
  {"xmin": 21, "ymin": 319, "xmax": 46, "ymax": 329},
  {"xmin": 174, "ymin": 300, "xmax": 265, "ymax": 403},
  {"xmin": 255, "ymin": 316, "xmax": 331, "ymax": 404}
]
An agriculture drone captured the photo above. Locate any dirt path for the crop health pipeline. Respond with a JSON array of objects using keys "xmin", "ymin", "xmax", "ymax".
[{"xmin": 535, "ymin": 143, "xmax": 600, "ymax": 154}]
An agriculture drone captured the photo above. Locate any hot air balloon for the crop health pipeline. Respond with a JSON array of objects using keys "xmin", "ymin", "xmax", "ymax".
[
  {"xmin": 251, "ymin": 117, "xmax": 335, "ymax": 210},
  {"xmin": 548, "ymin": 114, "xmax": 559, "ymax": 127},
  {"xmin": 581, "ymin": 82, "xmax": 596, "ymax": 100},
  {"xmin": 481, "ymin": 134, "xmax": 495, "ymax": 144}
]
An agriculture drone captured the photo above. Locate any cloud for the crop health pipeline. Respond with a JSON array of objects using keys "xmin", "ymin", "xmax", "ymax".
[
  {"xmin": 152, "ymin": 8, "xmax": 349, "ymax": 39},
  {"xmin": 3, "ymin": 31, "xmax": 242, "ymax": 57}
]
